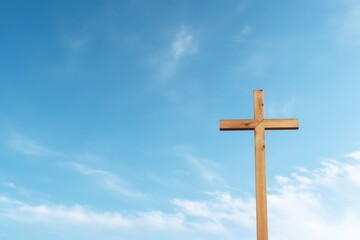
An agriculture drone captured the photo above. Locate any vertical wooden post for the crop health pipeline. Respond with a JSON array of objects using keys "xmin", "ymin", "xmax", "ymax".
[
  {"xmin": 254, "ymin": 90, "xmax": 268, "ymax": 240},
  {"xmin": 255, "ymin": 126, "xmax": 268, "ymax": 240}
]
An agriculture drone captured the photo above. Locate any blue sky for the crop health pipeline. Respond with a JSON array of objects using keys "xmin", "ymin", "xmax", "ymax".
[{"xmin": 1, "ymin": 0, "xmax": 360, "ymax": 239}]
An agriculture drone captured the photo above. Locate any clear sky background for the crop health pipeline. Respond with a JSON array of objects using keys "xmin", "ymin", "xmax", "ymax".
[{"xmin": 1, "ymin": 0, "xmax": 360, "ymax": 239}]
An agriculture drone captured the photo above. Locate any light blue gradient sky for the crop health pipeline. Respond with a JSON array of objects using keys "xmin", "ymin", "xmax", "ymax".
[{"xmin": 1, "ymin": 0, "xmax": 360, "ymax": 239}]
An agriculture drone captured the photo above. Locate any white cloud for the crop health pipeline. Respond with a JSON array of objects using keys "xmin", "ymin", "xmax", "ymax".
[
  {"xmin": 267, "ymin": 151, "xmax": 360, "ymax": 240},
  {"xmin": 172, "ymin": 192, "xmax": 255, "ymax": 232},
  {"xmin": 346, "ymin": 150, "xmax": 360, "ymax": 160},
  {"xmin": 67, "ymin": 162, "xmax": 144, "ymax": 198},
  {"xmin": 0, "ymin": 196, "xmax": 128, "ymax": 228},
  {"xmin": 0, "ymin": 195, "xmax": 185, "ymax": 231},
  {"xmin": 9, "ymin": 135, "xmax": 58, "ymax": 156},
  {"xmin": 136, "ymin": 211, "xmax": 185, "ymax": 230}
]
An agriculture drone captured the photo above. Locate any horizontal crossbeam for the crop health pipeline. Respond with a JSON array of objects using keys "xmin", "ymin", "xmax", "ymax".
[
  {"xmin": 220, "ymin": 119, "xmax": 299, "ymax": 131},
  {"xmin": 262, "ymin": 119, "xmax": 299, "ymax": 130}
]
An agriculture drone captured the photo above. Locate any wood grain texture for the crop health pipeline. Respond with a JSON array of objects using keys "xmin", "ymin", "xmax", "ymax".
[
  {"xmin": 220, "ymin": 119, "xmax": 258, "ymax": 130},
  {"xmin": 254, "ymin": 90, "xmax": 264, "ymax": 121},
  {"xmin": 220, "ymin": 119, "xmax": 299, "ymax": 131},
  {"xmin": 255, "ymin": 125, "xmax": 268, "ymax": 240},
  {"xmin": 263, "ymin": 119, "xmax": 299, "ymax": 130}
]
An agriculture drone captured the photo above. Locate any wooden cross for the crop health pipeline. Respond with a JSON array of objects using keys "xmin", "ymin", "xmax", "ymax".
[{"xmin": 219, "ymin": 90, "xmax": 299, "ymax": 240}]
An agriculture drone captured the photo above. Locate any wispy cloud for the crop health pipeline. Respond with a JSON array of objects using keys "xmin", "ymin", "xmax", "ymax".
[
  {"xmin": 171, "ymin": 25, "xmax": 197, "ymax": 60},
  {"xmin": 0, "ymin": 195, "xmax": 185, "ymax": 231},
  {"xmin": 172, "ymin": 192, "xmax": 255, "ymax": 232},
  {"xmin": 67, "ymin": 163, "xmax": 143, "ymax": 198},
  {"xmin": 3, "ymin": 150, "xmax": 360, "ymax": 239},
  {"xmin": 0, "ymin": 195, "xmax": 131, "ymax": 228},
  {"xmin": 9, "ymin": 135, "xmax": 59, "ymax": 156},
  {"xmin": 2, "ymin": 182, "xmax": 36, "ymax": 198},
  {"xmin": 135, "ymin": 211, "xmax": 185, "ymax": 230},
  {"xmin": 231, "ymin": 24, "xmax": 253, "ymax": 44},
  {"xmin": 152, "ymin": 25, "xmax": 198, "ymax": 79},
  {"xmin": 174, "ymin": 145, "xmax": 222, "ymax": 183}
]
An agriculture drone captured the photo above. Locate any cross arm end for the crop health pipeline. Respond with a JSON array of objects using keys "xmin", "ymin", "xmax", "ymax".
[
  {"xmin": 220, "ymin": 119, "xmax": 258, "ymax": 131},
  {"xmin": 263, "ymin": 118, "xmax": 299, "ymax": 130}
]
